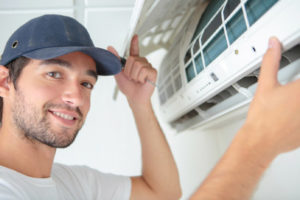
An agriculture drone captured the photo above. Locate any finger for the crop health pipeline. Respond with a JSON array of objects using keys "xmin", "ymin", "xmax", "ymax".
[
  {"xmin": 147, "ymin": 67, "xmax": 157, "ymax": 83},
  {"xmin": 138, "ymin": 67, "xmax": 148, "ymax": 84},
  {"xmin": 130, "ymin": 62, "xmax": 143, "ymax": 82},
  {"xmin": 128, "ymin": 57, "xmax": 148, "ymax": 80},
  {"xmin": 124, "ymin": 57, "xmax": 144, "ymax": 79},
  {"xmin": 130, "ymin": 34, "xmax": 139, "ymax": 56},
  {"xmin": 257, "ymin": 37, "xmax": 282, "ymax": 91},
  {"xmin": 107, "ymin": 46, "xmax": 120, "ymax": 59},
  {"xmin": 124, "ymin": 56, "xmax": 134, "ymax": 79},
  {"xmin": 137, "ymin": 66, "xmax": 157, "ymax": 84}
]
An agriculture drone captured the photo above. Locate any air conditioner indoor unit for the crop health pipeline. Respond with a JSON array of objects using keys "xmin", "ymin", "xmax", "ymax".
[{"xmin": 124, "ymin": 0, "xmax": 300, "ymax": 132}]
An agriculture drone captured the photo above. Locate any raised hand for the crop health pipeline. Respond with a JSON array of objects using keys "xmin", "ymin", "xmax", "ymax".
[
  {"xmin": 245, "ymin": 37, "xmax": 300, "ymax": 155},
  {"xmin": 107, "ymin": 35, "xmax": 157, "ymax": 107}
]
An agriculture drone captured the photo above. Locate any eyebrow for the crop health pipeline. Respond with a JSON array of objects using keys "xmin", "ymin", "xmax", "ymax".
[{"xmin": 40, "ymin": 59, "xmax": 98, "ymax": 81}]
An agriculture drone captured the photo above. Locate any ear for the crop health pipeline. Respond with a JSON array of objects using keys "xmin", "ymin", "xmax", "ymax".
[{"xmin": 0, "ymin": 65, "xmax": 10, "ymax": 98}]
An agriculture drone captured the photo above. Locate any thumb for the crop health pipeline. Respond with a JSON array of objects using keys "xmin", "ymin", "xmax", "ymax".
[
  {"xmin": 257, "ymin": 37, "xmax": 282, "ymax": 91},
  {"xmin": 107, "ymin": 46, "xmax": 120, "ymax": 59},
  {"xmin": 130, "ymin": 34, "xmax": 139, "ymax": 56}
]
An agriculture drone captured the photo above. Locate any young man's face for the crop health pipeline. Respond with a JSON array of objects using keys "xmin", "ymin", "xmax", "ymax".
[{"xmin": 9, "ymin": 51, "xmax": 97, "ymax": 148}]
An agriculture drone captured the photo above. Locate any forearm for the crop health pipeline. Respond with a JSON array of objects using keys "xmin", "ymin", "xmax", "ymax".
[
  {"xmin": 129, "ymin": 100, "xmax": 181, "ymax": 199},
  {"xmin": 191, "ymin": 124, "xmax": 276, "ymax": 200}
]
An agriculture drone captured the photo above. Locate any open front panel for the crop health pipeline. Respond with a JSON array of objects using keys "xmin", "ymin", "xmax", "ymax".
[{"xmin": 125, "ymin": 0, "xmax": 300, "ymax": 132}]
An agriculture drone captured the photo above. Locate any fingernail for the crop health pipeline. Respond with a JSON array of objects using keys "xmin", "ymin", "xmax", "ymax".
[{"xmin": 268, "ymin": 37, "xmax": 276, "ymax": 49}]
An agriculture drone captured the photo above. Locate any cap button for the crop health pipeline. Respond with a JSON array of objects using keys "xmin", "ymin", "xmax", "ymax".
[{"xmin": 12, "ymin": 40, "xmax": 18, "ymax": 48}]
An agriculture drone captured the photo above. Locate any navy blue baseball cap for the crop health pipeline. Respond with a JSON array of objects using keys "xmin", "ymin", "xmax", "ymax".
[{"xmin": 0, "ymin": 14, "xmax": 121, "ymax": 75}]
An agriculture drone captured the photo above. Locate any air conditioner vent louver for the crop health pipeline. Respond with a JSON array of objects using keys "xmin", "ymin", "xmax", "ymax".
[
  {"xmin": 237, "ymin": 76, "xmax": 258, "ymax": 88},
  {"xmin": 166, "ymin": 83, "xmax": 175, "ymax": 99},
  {"xmin": 199, "ymin": 86, "xmax": 237, "ymax": 111},
  {"xmin": 282, "ymin": 45, "xmax": 300, "ymax": 65},
  {"xmin": 171, "ymin": 109, "xmax": 203, "ymax": 131},
  {"xmin": 174, "ymin": 74, "xmax": 182, "ymax": 91}
]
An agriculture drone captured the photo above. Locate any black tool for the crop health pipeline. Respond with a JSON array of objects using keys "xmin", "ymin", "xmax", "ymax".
[{"xmin": 119, "ymin": 57, "xmax": 158, "ymax": 88}]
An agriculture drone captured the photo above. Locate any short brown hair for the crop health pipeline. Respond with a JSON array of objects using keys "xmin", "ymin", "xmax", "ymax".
[{"xmin": 0, "ymin": 57, "xmax": 30, "ymax": 122}]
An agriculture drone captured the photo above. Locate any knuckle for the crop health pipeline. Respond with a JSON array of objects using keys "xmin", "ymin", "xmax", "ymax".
[
  {"xmin": 140, "ymin": 67, "xmax": 147, "ymax": 73},
  {"xmin": 141, "ymin": 57, "xmax": 148, "ymax": 63},
  {"xmin": 150, "ymin": 68, "xmax": 157, "ymax": 77},
  {"xmin": 128, "ymin": 56, "xmax": 134, "ymax": 62},
  {"xmin": 152, "ymin": 67, "xmax": 157, "ymax": 74}
]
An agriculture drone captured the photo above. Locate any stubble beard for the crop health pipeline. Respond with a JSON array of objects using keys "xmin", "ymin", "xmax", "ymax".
[{"xmin": 12, "ymin": 89, "xmax": 84, "ymax": 148}]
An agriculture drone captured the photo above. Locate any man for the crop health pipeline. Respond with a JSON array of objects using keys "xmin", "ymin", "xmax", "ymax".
[
  {"xmin": 0, "ymin": 14, "xmax": 297, "ymax": 200},
  {"xmin": 191, "ymin": 37, "xmax": 300, "ymax": 199},
  {"xmin": 0, "ymin": 15, "xmax": 181, "ymax": 199}
]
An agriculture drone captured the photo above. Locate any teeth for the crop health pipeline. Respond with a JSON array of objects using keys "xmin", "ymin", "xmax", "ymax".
[{"xmin": 53, "ymin": 111, "xmax": 74, "ymax": 120}]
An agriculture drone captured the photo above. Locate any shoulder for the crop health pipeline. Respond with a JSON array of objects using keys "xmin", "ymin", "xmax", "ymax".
[
  {"xmin": 0, "ymin": 167, "xmax": 28, "ymax": 199},
  {"xmin": 52, "ymin": 163, "xmax": 126, "ymax": 181},
  {"xmin": 52, "ymin": 163, "xmax": 132, "ymax": 199},
  {"xmin": 52, "ymin": 163, "xmax": 127, "ymax": 179}
]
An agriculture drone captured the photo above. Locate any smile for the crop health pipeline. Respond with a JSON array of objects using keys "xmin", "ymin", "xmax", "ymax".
[{"xmin": 52, "ymin": 111, "xmax": 75, "ymax": 121}]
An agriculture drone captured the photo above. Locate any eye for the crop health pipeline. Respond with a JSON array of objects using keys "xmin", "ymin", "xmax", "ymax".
[
  {"xmin": 47, "ymin": 72, "xmax": 62, "ymax": 79},
  {"xmin": 82, "ymin": 82, "xmax": 94, "ymax": 89}
]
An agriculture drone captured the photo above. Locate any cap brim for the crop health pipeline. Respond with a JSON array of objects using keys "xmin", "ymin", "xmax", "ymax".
[{"xmin": 23, "ymin": 46, "xmax": 121, "ymax": 75}]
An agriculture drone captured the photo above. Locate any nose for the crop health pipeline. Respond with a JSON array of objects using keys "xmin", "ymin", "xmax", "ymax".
[{"xmin": 62, "ymin": 81, "xmax": 84, "ymax": 107}]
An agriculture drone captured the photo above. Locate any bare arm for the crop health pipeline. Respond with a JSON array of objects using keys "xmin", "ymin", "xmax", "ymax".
[
  {"xmin": 128, "ymin": 100, "xmax": 181, "ymax": 200},
  {"xmin": 191, "ymin": 125, "xmax": 275, "ymax": 200},
  {"xmin": 191, "ymin": 37, "xmax": 300, "ymax": 200},
  {"xmin": 108, "ymin": 35, "xmax": 181, "ymax": 200}
]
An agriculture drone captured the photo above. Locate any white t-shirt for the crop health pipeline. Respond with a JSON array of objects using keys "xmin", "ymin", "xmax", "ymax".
[{"xmin": 0, "ymin": 163, "xmax": 131, "ymax": 200}]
